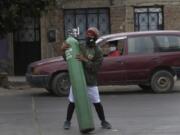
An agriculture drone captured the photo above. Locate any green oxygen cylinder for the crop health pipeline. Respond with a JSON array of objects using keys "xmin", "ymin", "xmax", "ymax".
[{"xmin": 65, "ymin": 36, "xmax": 95, "ymax": 133}]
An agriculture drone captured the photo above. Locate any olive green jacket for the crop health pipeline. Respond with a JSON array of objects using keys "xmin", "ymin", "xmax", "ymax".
[{"xmin": 80, "ymin": 45, "xmax": 103, "ymax": 86}]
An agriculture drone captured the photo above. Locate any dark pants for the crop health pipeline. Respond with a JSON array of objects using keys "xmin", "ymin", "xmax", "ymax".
[{"xmin": 66, "ymin": 102, "xmax": 106, "ymax": 122}]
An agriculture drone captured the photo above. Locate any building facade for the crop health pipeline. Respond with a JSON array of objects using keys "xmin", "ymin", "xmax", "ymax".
[{"xmin": 4, "ymin": 0, "xmax": 180, "ymax": 75}]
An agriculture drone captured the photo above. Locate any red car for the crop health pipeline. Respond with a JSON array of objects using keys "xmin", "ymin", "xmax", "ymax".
[{"xmin": 26, "ymin": 31, "xmax": 180, "ymax": 96}]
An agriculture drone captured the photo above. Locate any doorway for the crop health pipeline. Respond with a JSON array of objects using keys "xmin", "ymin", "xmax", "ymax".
[{"xmin": 14, "ymin": 17, "xmax": 41, "ymax": 75}]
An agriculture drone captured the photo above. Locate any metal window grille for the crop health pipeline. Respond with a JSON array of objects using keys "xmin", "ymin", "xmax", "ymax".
[
  {"xmin": 64, "ymin": 8, "xmax": 110, "ymax": 43},
  {"xmin": 134, "ymin": 7, "xmax": 164, "ymax": 31},
  {"xmin": 14, "ymin": 17, "xmax": 40, "ymax": 42}
]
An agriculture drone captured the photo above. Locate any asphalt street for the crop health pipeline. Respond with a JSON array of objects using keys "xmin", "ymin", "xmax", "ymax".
[{"xmin": 0, "ymin": 82, "xmax": 180, "ymax": 135}]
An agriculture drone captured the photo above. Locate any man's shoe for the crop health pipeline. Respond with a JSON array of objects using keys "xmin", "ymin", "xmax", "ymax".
[
  {"xmin": 63, "ymin": 121, "xmax": 71, "ymax": 129},
  {"xmin": 101, "ymin": 120, "xmax": 112, "ymax": 129}
]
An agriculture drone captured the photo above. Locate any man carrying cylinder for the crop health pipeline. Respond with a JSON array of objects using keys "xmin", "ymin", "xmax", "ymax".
[{"xmin": 61, "ymin": 27, "xmax": 112, "ymax": 132}]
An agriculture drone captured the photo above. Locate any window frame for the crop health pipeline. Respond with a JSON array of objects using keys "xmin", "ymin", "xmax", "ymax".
[
  {"xmin": 14, "ymin": 17, "xmax": 40, "ymax": 42},
  {"xmin": 134, "ymin": 6, "xmax": 164, "ymax": 31},
  {"xmin": 63, "ymin": 8, "xmax": 111, "ymax": 42}
]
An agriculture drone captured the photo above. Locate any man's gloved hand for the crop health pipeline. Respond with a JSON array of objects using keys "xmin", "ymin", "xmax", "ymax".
[{"xmin": 76, "ymin": 54, "xmax": 88, "ymax": 62}]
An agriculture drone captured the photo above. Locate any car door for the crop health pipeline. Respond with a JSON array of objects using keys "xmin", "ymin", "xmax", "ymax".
[
  {"xmin": 124, "ymin": 35, "xmax": 160, "ymax": 83},
  {"xmin": 98, "ymin": 56, "xmax": 126, "ymax": 85}
]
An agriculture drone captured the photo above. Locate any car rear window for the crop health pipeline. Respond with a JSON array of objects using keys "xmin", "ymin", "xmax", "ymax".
[
  {"xmin": 155, "ymin": 35, "xmax": 180, "ymax": 52},
  {"xmin": 128, "ymin": 36, "xmax": 155, "ymax": 54}
]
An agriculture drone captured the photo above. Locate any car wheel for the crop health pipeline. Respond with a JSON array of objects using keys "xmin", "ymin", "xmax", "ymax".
[
  {"xmin": 52, "ymin": 72, "xmax": 70, "ymax": 96},
  {"xmin": 151, "ymin": 70, "xmax": 174, "ymax": 93}
]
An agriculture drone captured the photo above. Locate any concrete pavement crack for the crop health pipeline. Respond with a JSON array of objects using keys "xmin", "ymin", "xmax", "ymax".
[{"xmin": 32, "ymin": 97, "xmax": 43, "ymax": 135}]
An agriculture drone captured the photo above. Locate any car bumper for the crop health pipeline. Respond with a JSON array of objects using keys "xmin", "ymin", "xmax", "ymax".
[{"xmin": 26, "ymin": 74, "xmax": 50, "ymax": 88}]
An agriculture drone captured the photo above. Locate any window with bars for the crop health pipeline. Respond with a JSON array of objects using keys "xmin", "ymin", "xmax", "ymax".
[
  {"xmin": 64, "ymin": 8, "xmax": 110, "ymax": 43},
  {"xmin": 14, "ymin": 17, "xmax": 40, "ymax": 42},
  {"xmin": 134, "ymin": 7, "xmax": 164, "ymax": 31}
]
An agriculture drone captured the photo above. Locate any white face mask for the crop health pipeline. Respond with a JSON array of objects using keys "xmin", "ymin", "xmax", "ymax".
[{"xmin": 110, "ymin": 47, "xmax": 116, "ymax": 52}]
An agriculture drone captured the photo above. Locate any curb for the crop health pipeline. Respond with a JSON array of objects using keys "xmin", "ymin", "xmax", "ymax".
[
  {"xmin": 8, "ymin": 76, "xmax": 31, "ymax": 89},
  {"xmin": 10, "ymin": 81, "xmax": 29, "ymax": 87}
]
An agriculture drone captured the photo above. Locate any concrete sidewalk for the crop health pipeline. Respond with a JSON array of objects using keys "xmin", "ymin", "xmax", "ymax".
[{"xmin": 8, "ymin": 76, "xmax": 29, "ymax": 88}]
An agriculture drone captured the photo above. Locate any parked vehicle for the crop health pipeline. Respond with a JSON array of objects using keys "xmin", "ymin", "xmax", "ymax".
[{"xmin": 26, "ymin": 31, "xmax": 180, "ymax": 96}]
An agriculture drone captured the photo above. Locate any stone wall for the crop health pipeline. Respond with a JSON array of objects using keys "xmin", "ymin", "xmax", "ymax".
[
  {"xmin": 125, "ymin": 0, "xmax": 180, "ymax": 6},
  {"xmin": 110, "ymin": 6, "xmax": 126, "ymax": 33},
  {"xmin": 61, "ymin": 0, "xmax": 110, "ymax": 8},
  {"xmin": 164, "ymin": 5, "xmax": 180, "ymax": 30},
  {"xmin": 41, "ymin": 9, "xmax": 64, "ymax": 58}
]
